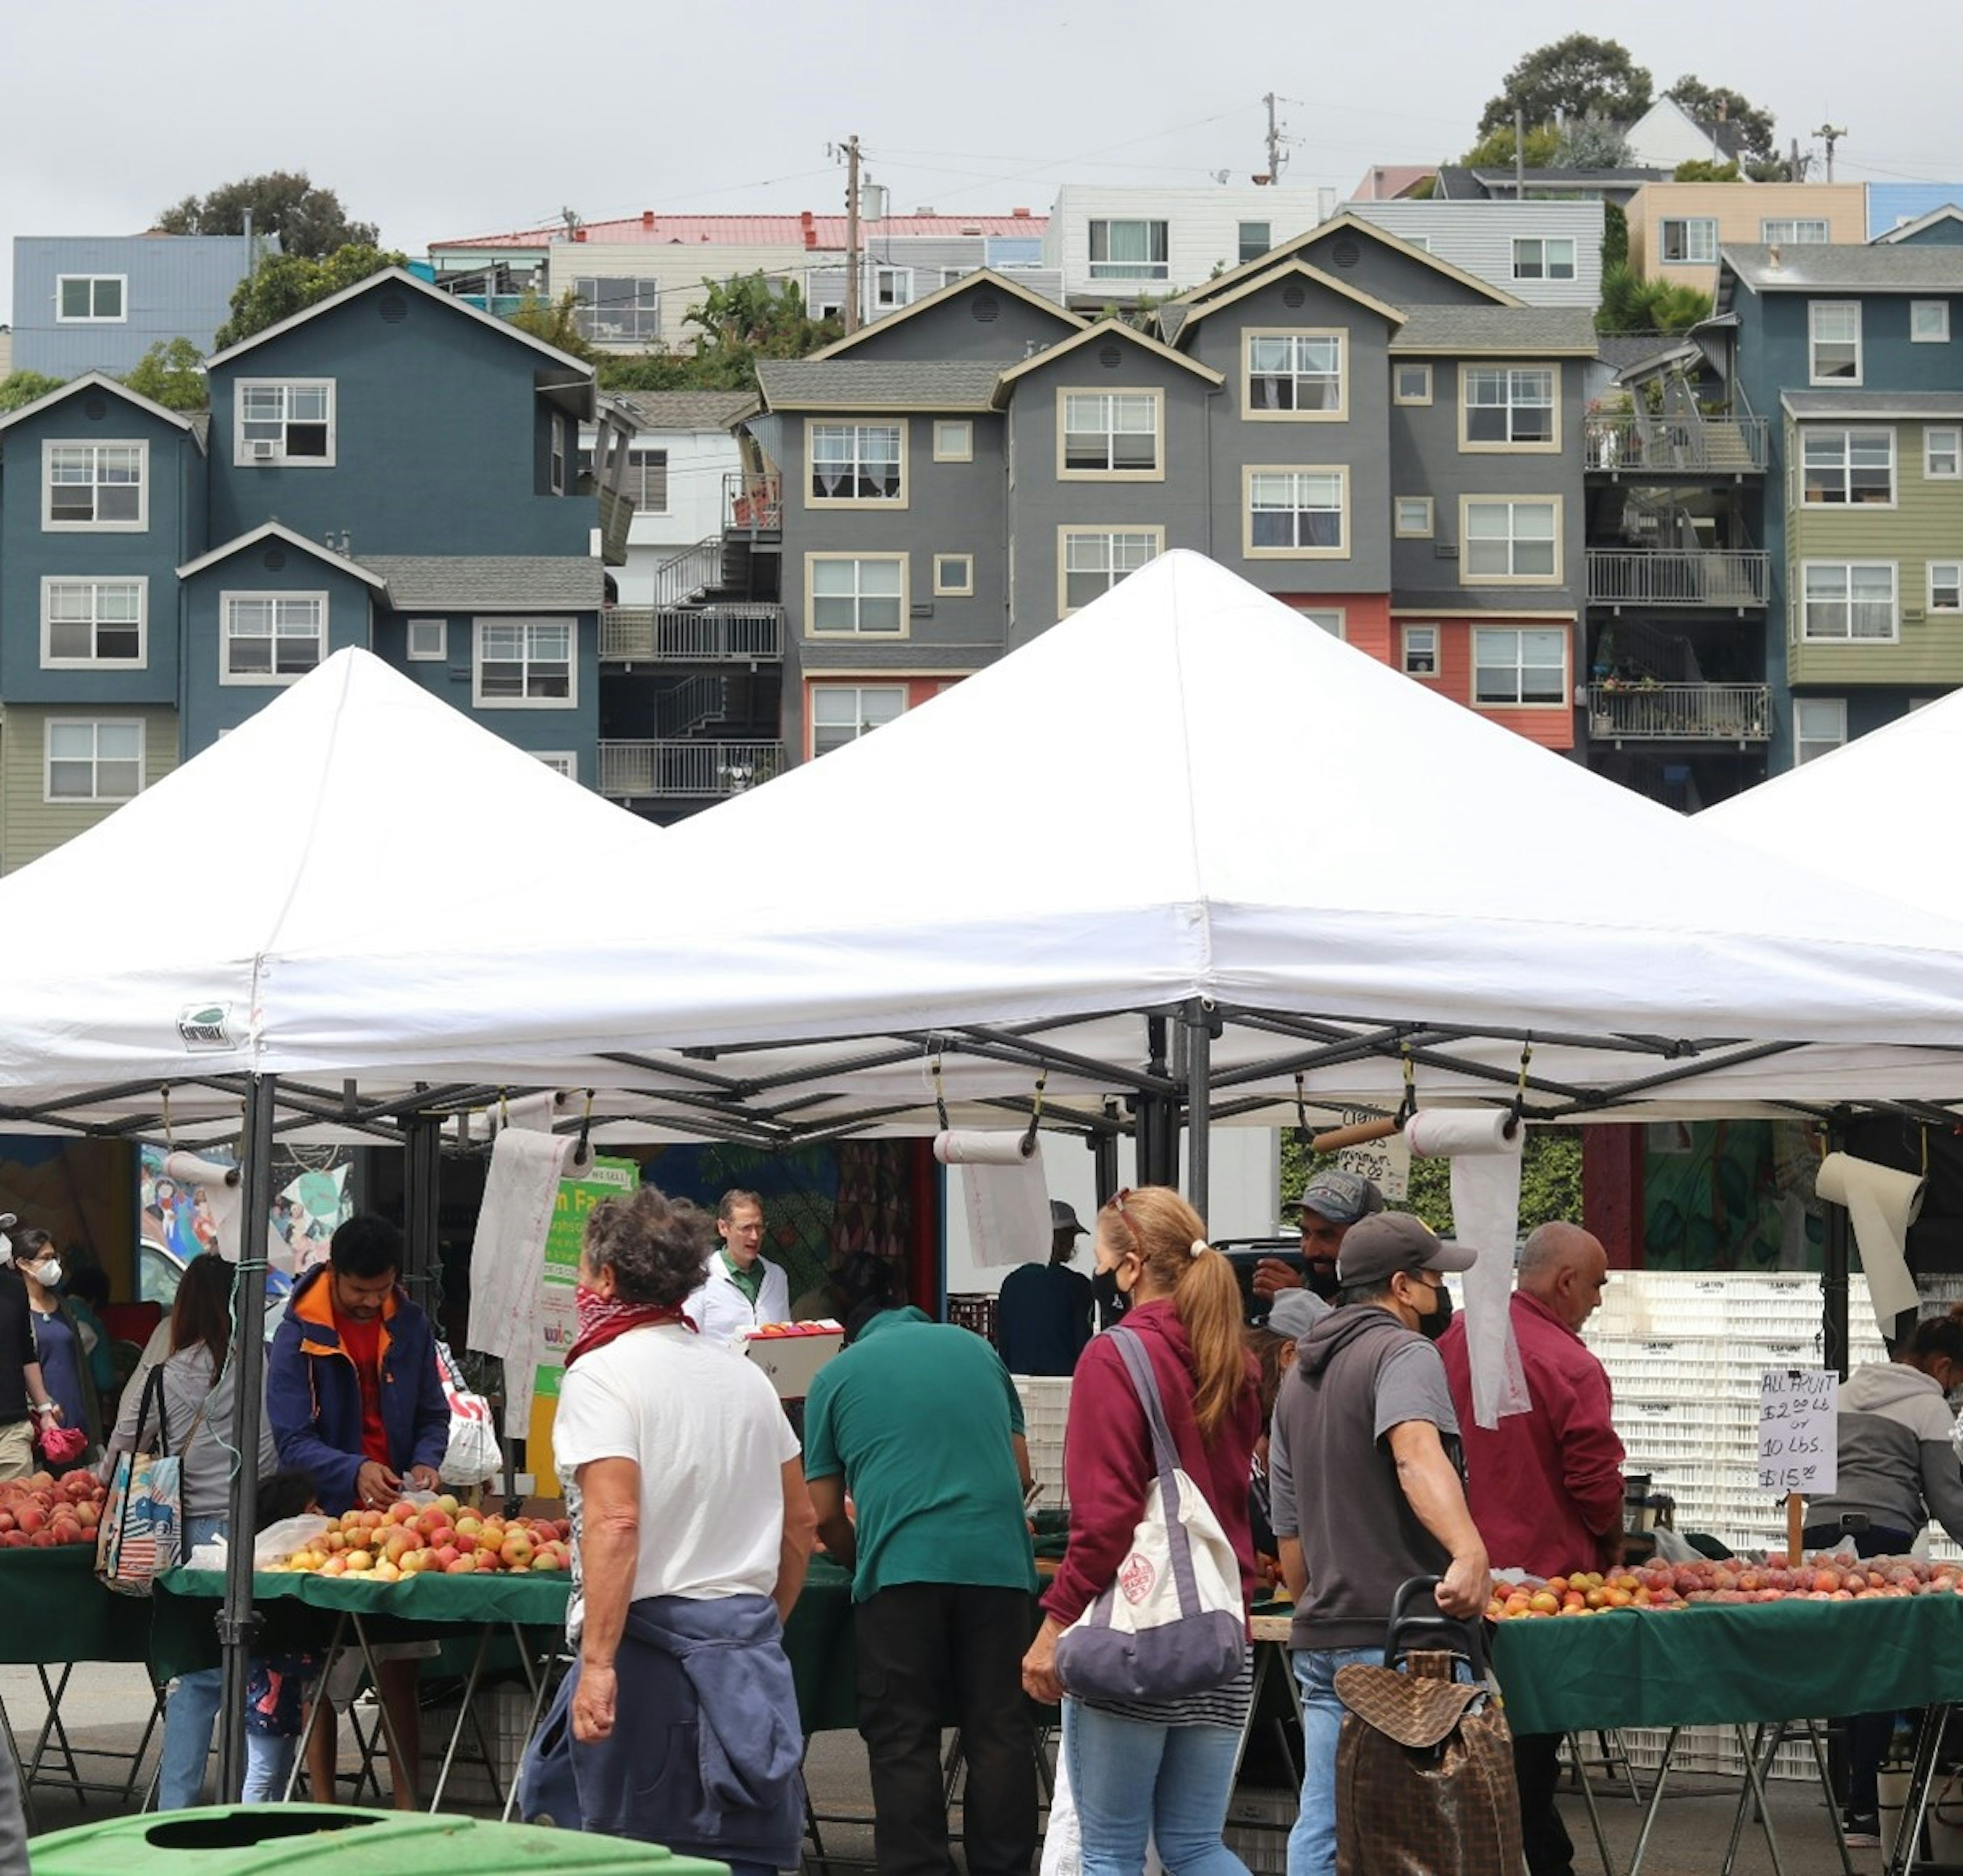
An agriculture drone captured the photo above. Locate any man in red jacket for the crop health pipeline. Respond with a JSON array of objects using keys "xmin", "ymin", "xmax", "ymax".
[{"xmin": 1440, "ymin": 1220, "xmax": 1625, "ymax": 1876}]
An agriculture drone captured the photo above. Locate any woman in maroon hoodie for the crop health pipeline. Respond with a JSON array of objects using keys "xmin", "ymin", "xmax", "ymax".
[{"xmin": 1022, "ymin": 1186, "xmax": 1262, "ymax": 1876}]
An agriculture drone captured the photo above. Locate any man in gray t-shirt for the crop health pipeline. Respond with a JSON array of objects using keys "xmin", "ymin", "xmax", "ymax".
[{"xmin": 1269, "ymin": 1213, "xmax": 1491, "ymax": 1876}]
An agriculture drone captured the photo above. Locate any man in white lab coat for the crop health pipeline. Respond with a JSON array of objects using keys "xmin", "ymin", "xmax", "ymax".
[{"xmin": 687, "ymin": 1189, "xmax": 792, "ymax": 1344}]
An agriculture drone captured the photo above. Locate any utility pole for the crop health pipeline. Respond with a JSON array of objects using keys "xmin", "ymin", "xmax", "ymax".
[
  {"xmin": 1813, "ymin": 123, "xmax": 1846, "ymax": 184},
  {"xmin": 1262, "ymin": 93, "xmax": 1287, "ymax": 184},
  {"xmin": 843, "ymin": 134, "xmax": 862, "ymax": 335}
]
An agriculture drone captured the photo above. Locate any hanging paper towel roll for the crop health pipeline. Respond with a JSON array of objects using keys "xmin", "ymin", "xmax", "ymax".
[
  {"xmin": 1817, "ymin": 1152, "xmax": 1925, "ymax": 1328},
  {"xmin": 501, "ymin": 1091, "xmax": 572, "ymax": 1136},
  {"xmin": 934, "ymin": 1129, "xmax": 1036, "ymax": 1166},
  {"xmin": 163, "ymin": 1150, "xmax": 246, "ymax": 1265},
  {"xmin": 1404, "ymin": 1111, "xmax": 1517, "ymax": 1158}
]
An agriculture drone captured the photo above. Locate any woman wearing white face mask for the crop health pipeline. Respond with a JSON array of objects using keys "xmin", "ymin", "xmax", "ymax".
[{"xmin": 14, "ymin": 1232, "xmax": 99, "ymax": 1468}]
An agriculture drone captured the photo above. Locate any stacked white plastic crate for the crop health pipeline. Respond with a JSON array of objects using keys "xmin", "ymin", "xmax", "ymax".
[{"xmin": 1013, "ymin": 1375, "xmax": 1072, "ymax": 1509}]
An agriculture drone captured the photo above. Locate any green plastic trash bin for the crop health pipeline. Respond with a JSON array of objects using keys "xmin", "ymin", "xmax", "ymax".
[{"xmin": 27, "ymin": 1806, "xmax": 730, "ymax": 1876}]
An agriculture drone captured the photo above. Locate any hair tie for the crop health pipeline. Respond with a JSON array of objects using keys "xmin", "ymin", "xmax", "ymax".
[{"xmin": 1190, "ymin": 1237, "xmax": 1208, "ymax": 1259}]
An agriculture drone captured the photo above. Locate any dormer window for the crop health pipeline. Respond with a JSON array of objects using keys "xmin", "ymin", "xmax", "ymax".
[{"xmin": 236, "ymin": 380, "xmax": 336, "ymax": 466}]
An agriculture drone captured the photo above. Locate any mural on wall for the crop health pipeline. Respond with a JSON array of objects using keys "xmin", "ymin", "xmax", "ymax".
[
  {"xmin": 140, "ymin": 1143, "xmax": 355, "ymax": 1275},
  {"xmin": 1642, "ymin": 1119, "xmax": 1824, "ymax": 1271}
]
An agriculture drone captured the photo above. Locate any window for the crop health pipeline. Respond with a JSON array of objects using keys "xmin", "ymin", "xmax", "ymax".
[
  {"xmin": 222, "ymin": 593, "xmax": 326, "ymax": 683},
  {"xmin": 1402, "ymin": 624, "xmax": 1440, "ymax": 676},
  {"xmin": 56, "ymin": 275, "xmax": 125, "ymax": 322},
  {"xmin": 870, "ymin": 266, "xmax": 912, "ymax": 311},
  {"xmin": 1794, "ymin": 697, "xmax": 1847, "ymax": 766},
  {"xmin": 43, "ymin": 440, "xmax": 146, "ymax": 530},
  {"xmin": 550, "ymin": 417, "xmax": 567, "ymax": 495},
  {"xmin": 1246, "ymin": 468, "xmax": 1347, "ymax": 556},
  {"xmin": 1761, "ymin": 219, "xmax": 1831, "ymax": 245},
  {"xmin": 1395, "ymin": 496, "xmax": 1433, "ymax": 537},
  {"xmin": 1512, "ymin": 238, "xmax": 1576, "ymax": 281},
  {"xmin": 1913, "ymin": 301, "xmax": 1951, "ymax": 343},
  {"xmin": 1462, "ymin": 366, "xmax": 1557, "ymax": 447},
  {"xmin": 533, "ymin": 752, "xmax": 578, "ymax": 780},
  {"xmin": 1060, "ymin": 391, "xmax": 1160, "ymax": 475},
  {"xmin": 1929, "ymin": 429, "xmax": 1962, "ymax": 479},
  {"xmin": 405, "ymin": 618, "xmax": 447, "ymax": 661},
  {"xmin": 1801, "ymin": 428, "xmax": 1894, "ymax": 506},
  {"xmin": 571, "ymin": 276, "xmax": 660, "ymax": 345},
  {"xmin": 934, "ymin": 553, "xmax": 974, "ymax": 596},
  {"xmin": 625, "ymin": 447, "xmax": 668, "ymax": 511},
  {"xmin": 236, "ymin": 380, "xmax": 335, "ymax": 465},
  {"xmin": 808, "ymin": 422, "xmax": 904, "ymax": 503},
  {"xmin": 1801, "ymin": 562, "xmax": 1898, "ymax": 641},
  {"xmin": 812, "ymin": 685, "xmax": 906, "ymax": 758},
  {"xmin": 1473, "ymin": 627, "xmax": 1567, "ymax": 705},
  {"xmin": 1394, "ymin": 363, "xmax": 1433, "ymax": 405},
  {"xmin": 40, "ymin": 578, "xmax": 145, "ymax": 667},
  {"xmin": 808, "ymin": 555, "xmax": 907, "ymax": 634},
  {"xmin": 1245, "ymin": 332, "xmax": 1345, "ymax": 418},
  {"xmin": 1088, "ymin": 218, "xmax": 1169, "ymax": 281},
  {"xmin": 1060, "ymin": 528, "xmax": 1161, "ymax": 611},
  {"xmin": 933, "ymin": 420, "xmax": 973, "ymax": 462},
  {"xmin": 1294, "ymin": 608, "xmax": 1345, "ymax": 638},
  {"xmin": 1659, "ymin": 218, "xmax": 1719, "ymax": 264},
  {"xmin": 1462, "ymin": 498, "xmax": 1560, "ymax": 581},
  {"xmin": 1931, "ymin": 563, "xmax": 1963, "ymax": 613},
  {"xmin": 1810, "ymin": 302, "xmax": 1862, "ymax": 383},
  {"xmin": 1238, "ymin": 221, "xmax": 1271, "ymax": 266},
  {"xmin": 474, "ymin": 617, "xmax": 575, "ymax": 704},
  {"xmin": 45, "ymin": 720, "xmax": 142, "ymax": 803}
]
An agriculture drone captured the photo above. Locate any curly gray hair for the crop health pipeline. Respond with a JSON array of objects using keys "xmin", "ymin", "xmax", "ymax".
[{"xmin": 583, "ymin": 1184, "xmax": 714, "ymax": 1306}]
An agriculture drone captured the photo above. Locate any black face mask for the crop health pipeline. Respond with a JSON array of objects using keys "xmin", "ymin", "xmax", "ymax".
[{"xmin": 1417, "ymin": 1283, "xmax": 1453, "ymax": 1341}]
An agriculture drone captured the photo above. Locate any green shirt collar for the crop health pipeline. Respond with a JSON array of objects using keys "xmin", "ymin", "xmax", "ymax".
[{"xmin": 720, "ymin": 1249, "xmax": 765, "ymax": 1304}]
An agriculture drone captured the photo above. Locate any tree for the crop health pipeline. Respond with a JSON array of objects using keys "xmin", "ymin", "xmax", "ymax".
[
  {"xmin": 212, "ymin": 244, "xmax": 407, "ymax": 351},
  {"xmin": 1674, "ymin": 160, "xmax": 1741, "ymax": 184},
  {"xmin": 507, "ymin": 291, "xmax": 595, "ymax": 361},
  {"xmin": 1280, "ymin": 1130, "xmax": 1584, "ymax": 1238},
  {"xmin": 1664, "ymin": 76, "xmax": 1777, "ymax": 164},
  {"xmin": 1601, "ymin": 200, "xmax": 1629, "ymax": 275},
  {"xmin": 157, "ymin": 171, "xmax": 378, "ymax": 260},
  {"xmin": 1458, "ymin": 123, "xmax": 1562, "ymax": 171},
  {"xmin": 0, "ymin": 371, "xmax": 64, "ymax": 414},
  {"xmin": 1478, "ymin": 34, "xmax": 1653, "ymax": 138},
  {"xmin": 1555, "ymin": 114, "xmax": 1633, "ymax": 169},
  {"xmin": 1595, "ymin": 264, "xmax": 1713, "ymax": 335},
  {"xmin": 685, "ymin": 273, "xmax": 838, "ymax": 364},
  {"xmin": 122, "ymin": 338, "xmax": 208, "ymax": 412}
]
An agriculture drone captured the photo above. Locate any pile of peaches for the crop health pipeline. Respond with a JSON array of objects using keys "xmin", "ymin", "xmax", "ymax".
[
  {"xmin": 1489, "ymin": 1554, "xmax": 1963, "ymax": 1621},
  {"xmin": 0, "ymin": 1471, "xmax": 104, "ymax": 1548},
  {"xmin": 271, "ymin": 1495, "xmax": 572, "ymax": 1584}
]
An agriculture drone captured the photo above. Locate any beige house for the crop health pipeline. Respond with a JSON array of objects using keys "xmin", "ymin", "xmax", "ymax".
[{"xmin": 1628, "ymin": 185, "xmax": 1867, "ymax": 290}]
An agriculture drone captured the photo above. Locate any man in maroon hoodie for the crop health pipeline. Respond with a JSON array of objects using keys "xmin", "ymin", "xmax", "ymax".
[{"xmin": 1439, "ymin": 1220, "xmax": 1624, "ymax": 1876}]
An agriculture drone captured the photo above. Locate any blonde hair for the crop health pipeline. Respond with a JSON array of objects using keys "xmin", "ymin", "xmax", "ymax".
[{"xmin": 1101, "ymin": 1186, "xmax": 1248, "ymax": 1437}]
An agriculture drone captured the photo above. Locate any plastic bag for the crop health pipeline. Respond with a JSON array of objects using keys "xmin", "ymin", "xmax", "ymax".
[
  {"xmin": 435, "ymin": 1339, "xmax": 503, "ymax": 1486},
  {"xmin": 255, "ymin": 1513, "xmax": 336, "ymax": 1570}
]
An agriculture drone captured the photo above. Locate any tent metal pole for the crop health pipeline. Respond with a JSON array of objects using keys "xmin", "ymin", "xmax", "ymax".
[
  {"xmin": 1094, "ymin": 1103, "xmax": 1121, "ymax": 1207},
  {"xmin": 217, "ymin": 1071, "xmax": 279, "ymax": 1800},
  {"xmin": 403, "ymin": 1101, "xmax": 441, "ymax": 1315},
  {"xmin": 1185, "ymin": 1002, "xmax": 1213, "ymax": 1218},
  {"xmin": 1823, "ymin": 1109, "xmax": 1852, "ymax": 1379}
]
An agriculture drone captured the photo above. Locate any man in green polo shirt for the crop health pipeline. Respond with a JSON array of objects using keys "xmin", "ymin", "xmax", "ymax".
[{"xmin": 804, "ymin": 1300, "xmax": 1037, "ymax": 1876}]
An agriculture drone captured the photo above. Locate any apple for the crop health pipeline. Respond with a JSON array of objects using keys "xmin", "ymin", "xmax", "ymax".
[
  {"xmin": 346, "ymin": 1549, "xmax": 374, "ymax": 1573},
  {"xmin": 500, "ymin": 1532, "xmax": 534, "ymax": 1569}
]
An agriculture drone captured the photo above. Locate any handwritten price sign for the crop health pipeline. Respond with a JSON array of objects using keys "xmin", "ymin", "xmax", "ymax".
[
  {"xmin": 1336, "ymin": 1111, "xmax": 1409, "ymax": 1201},
  {"xmin": 1758, "ymin": 1369, "xmax": 1838, "ymax": 1496}
]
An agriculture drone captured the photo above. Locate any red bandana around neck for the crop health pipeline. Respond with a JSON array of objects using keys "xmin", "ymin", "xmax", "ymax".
[{"xmin": 566, "ymin": 1285, "xmax": 697, "ymax": 1369}]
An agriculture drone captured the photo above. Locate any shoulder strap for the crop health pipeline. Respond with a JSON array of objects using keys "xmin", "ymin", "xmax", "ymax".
[
  {"xmin": 1108, "ymin": 1326, "xmax": 1181, "ymax": 1482},
  {"xmin": 134, "ymin": 1361, "xmax": 171, "ymax": 1457}
]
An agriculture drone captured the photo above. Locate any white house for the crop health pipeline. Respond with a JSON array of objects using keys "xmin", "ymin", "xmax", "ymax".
[
  {"xmin": 1622, "ymin": 96, "xmax": 1745, "ymax": 172},
  {"xmin": 1343, "ymin": 199, "xmax": 1605, "ymax": 307}
]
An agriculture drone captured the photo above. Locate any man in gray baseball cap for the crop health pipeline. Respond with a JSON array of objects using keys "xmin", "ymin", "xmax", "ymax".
[{"xmin": 1254, "ymin": 1168, "xmax": 1386, "ymax": 1304}]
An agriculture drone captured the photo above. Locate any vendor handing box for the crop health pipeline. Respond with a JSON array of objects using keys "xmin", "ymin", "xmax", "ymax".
[{"xmin": 741, "ymin": 1322, "xmax": 844, "ymax": 1399}]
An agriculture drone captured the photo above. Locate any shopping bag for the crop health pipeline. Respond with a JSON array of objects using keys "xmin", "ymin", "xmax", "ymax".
[
  {"xmin": 95, "ymin": 1366, "xmax": 183, "ymax": 1596},
  {"xmin": 434, "ymin": 1338, "xmax": 503, "ymax": 1486},
  {"xmin": 1054, "ymin": 1327, "xmax": 1247, "ymax": 1703}
]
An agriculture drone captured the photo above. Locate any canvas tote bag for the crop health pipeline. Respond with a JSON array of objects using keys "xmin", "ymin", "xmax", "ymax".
[
  {"xmin": 95, "ymin": 1364, "xmax": 189, "ymax": 1595},
  {"xmin": 1054, "ymin": 1326, "xmax": 1247, "ymax": 1703}
]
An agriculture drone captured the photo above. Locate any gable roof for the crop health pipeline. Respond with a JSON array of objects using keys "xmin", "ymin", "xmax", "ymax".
[
  {"xmin": 1782, "ymin": 390, "xmax": 1963, "ymax": 420},
  {"xmin": 1875, "ymin": 205, "xmax": 1963, "ymax": 245},
  {"xmin": 1351, "ymin": 166, "xmax": 1439, "ymax": 202},
  {"xmin": 0, "ymin": 370, "xmax": 203, "ymax": 440},
  {"xmin": 1720, "ymin": 243, "xmax": 1963, "ymax": 295},
  {"xmin": 1389, "ymin": 306, "xmax": 1600, "ymax": 355},
  {"xmin": 613, "ymin": 391, "xmax": 760, "ymax": 432},
  {"xmin": 808, "ymin": 268, "xmax": 1082, "ymax": 360},
  {"xmin": 1159, "ymin": 258, "xmax": 1407, "ymax": 342},
  {"xmin": 361, "ymin": 555, "xmax": 605, "ymax": 611},
  {"xmin": 176, "ymin": 521, "xmax": 390, "ymax": 587},
  {"xmin": 1171, "ymin": 212, "xmax": 1518, "ymax": 311},
  {"xmin": 203, "ymin": 266, "xmax": 596, "ymax": 381},
  {"xmin": 755, "ymin": 359, "xmax": 1004, "ymax": 412},
  {"xmin": 993, "ymin": 319, "xmax": 1225, "ymax": 390}
]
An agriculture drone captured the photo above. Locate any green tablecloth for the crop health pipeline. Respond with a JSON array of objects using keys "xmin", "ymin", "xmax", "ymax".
[
  {"xmin": 0, "ymin": 1549, "xmax": 151, "ymax": 1666},
  {"xmin": 1491, "ymin": 1596, "xmax": 1963, "ymax": 1735}
]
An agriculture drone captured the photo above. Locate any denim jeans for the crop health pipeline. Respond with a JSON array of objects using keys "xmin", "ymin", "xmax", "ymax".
[
  {"xmin": 242, "ymin": 1732, "xmax": 294, "ymax": 1803},
  {"xmin": 156, "ymin": 1514, "xmax": 227, "ymax": 1809},
  {"xmin": 1062, "ymin": 1697, "xmax": 1249, "ymax": 1876},
  {"xmin": 1288, "ymin": 1646, "xmax": 1380, "ymax": 1876}
]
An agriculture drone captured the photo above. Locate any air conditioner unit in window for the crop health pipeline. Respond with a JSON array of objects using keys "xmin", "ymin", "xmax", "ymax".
[{"xmin": 249, "ymin": 439, "xmax": 278, "ymax": 462}]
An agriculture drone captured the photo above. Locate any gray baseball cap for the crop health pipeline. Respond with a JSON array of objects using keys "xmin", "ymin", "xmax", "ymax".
[
  {"xmin": 1336, "ymin": 1212, "xmax": 1476, "ymax": 1289},
  {"xmin": 1298, "ymin": 1170, "xmax": 1386, "ymax": 1228},
  {"xmin": 1049, "ymin": 1200, "xmax": 1088, "ymax": 1236},
  {"xmin": 1266, "ymin": 1289, "xmax": 1332, "ymax": 1340}
]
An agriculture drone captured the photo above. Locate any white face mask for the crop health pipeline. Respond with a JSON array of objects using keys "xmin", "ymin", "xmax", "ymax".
[{"xmin": 22, "ymin": 1259, "xmax": 61, "ymax": 1290}]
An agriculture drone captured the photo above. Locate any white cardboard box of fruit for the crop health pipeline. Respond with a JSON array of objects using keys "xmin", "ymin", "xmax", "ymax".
[
  {"xmin": 262, "ymin": 1493, "xmax": 570, "ymax": 1584},
  {"xmin": 0, "ymin": 1471, "xmax": 105, "ymax": 1546},
  {"xmin": 1489, "ymin": 1553, "xmax": 1963, "ymax": 1621}
]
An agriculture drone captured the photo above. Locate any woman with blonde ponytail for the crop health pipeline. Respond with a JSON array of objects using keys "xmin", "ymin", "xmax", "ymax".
[{"xmin": 1022, "ymin": 1186, "xmax": 1262, "ymax": 1876}]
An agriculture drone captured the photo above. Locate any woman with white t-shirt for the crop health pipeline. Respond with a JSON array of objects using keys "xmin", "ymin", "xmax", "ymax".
[{"xmin": 541, "ymin": 1183, "xmax": 816, "ymax": 1872}]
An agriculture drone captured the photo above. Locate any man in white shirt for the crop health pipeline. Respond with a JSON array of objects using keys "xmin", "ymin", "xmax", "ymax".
[{"xmin": 686, "ymin": 1190, "xmax": 791, "ymax": 1344}]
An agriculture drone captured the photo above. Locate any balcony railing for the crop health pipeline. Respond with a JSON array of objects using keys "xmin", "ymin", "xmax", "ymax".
[
  {"xmin": 1587, "ymin": 550, "xmax": 1769, "ymax": 608},
  {"xmin": 726, "ymin": 471, "xmax": 782, "ymax": 533},
  {"xmin": 1587, "ymin": 683, "xmax": 1772, "ymax": 743},
  {"xmin": 1584, "ymin": 415, "xmax": 1768, "ymax": 474},
  {"xmin": 599, "ymin": 739, "xmax": 786, "ymax": 801},
  {"xmin": 601, "ymin": 606, "xmax": 785, "ymax": 664}
]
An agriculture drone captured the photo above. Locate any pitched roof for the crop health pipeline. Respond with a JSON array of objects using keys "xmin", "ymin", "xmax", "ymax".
[
  {"xmin": 993, "ymin": 318, "xmax": 1224, "ymax": 389},
  {"xmin": 1597, "ymin": 332, "xmax": 1692, "ymax": 377},
  {"xmin": 1166, "ymin": 258, "xmax": 1406, "ymax": 337},
  {"xmin": 808, "ymin": 268, "xmax": 1081, "ymax": 360},
  {"xmin": 755, "ymin": 359, "xmax": 1004, "ymax": 412},
  {"xmin": 1350, "ymin": 166, "xmax": 1439, "ymax": 201},
  {"xmin": 203, "ymin": 267, "xmax": 595, "ymax": 382},
  {"xmin": 613, "ymin": 391, "xmax": 760, "ymax": 432},
  {"xmin": 0, "ymin": 370, "xmax": 203, "ymax": 440},
  {"xmin": 1721, "ymin": 243, "xmax": 1963, "ymax": 293},
  {"xmin": 1783, "ymin": 390, "xmax": 1963, "ymax": 419},
  {"xmin": 360, "ymin": 556, "xmax": 606, "ymax": 611},
  {"xmin": 1874, "ymin": 205, "xmax": 1963, "ymax": 245},
  {"xmin": 1389, "ymin": 306, "xmax": 1600, "ymax": 355},
  {"xmin": 435, "ymin": 212, "xmax": 1048, "ymax": 251},
  {"xmin": 177, "ymin": 522, "xmax": 390, "ymax": 586},
  {"xmin": 1172, "ymin": 211, "xmax": 1517, "ymax": 311}
]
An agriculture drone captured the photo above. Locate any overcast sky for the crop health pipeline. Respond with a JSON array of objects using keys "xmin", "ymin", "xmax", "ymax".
[{"xmin": 4, "ymin": 0, "xmax": 1958, "ymax": 328}]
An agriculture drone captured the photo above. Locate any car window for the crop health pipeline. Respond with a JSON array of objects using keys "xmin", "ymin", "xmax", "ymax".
[{"xmin": 139, "ymin": 1242, "xmax": 182, "ymax": 1309}]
